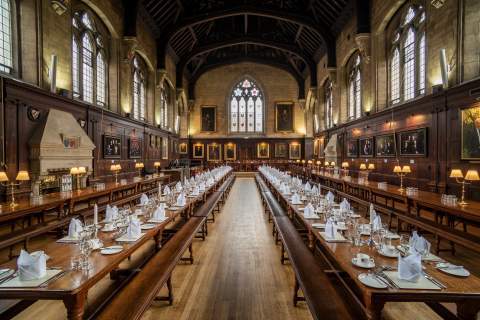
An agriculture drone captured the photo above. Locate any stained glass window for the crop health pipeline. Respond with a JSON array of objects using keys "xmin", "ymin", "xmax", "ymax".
[
  {"xmin": 230, "ymin": 78, "xmax": 264, "ymax": 133},
  {"xmin": 0, "ymin": 0, "xmax": 13, "ymax": 74},
  {"xmin": 132, "ymin": 56, "xmax": 146, "ymax": 121},
  {"xmin": 324, "ymin": 80, "xmax": 333, "ymax": 129},
  {"xmin": 72, "ymin": 10, "xmax": 108, "ymax": 107},
  {"xmin": 388, "ymin": 4, "xmax": 426, "ymax": 105},
  {"xmin": 348, "ymin": 54, "xmax": 362, "ymax": 120}
]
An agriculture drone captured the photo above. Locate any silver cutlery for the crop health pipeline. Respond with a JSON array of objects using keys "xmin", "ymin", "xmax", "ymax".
[{"xmin": 423, "ymin": 272, "xmax": 446, "ymax": 289}]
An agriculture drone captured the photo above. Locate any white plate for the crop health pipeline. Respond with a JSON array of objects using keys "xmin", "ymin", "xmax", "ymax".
[
  {"xmin": 335, "ymin": 224, "xmax": 348, "ymax": 231},
  {"xmin": 358, "ymin": 273, "xmax": 387, "ymax": 289},
  {"xmin": 352, "ymin": 257, "xmax": 375, "ymax": 269},
  {"xmin": 436, "ymin": 264, "xmax": 470, "ymax": 277},
  {"xmin": 385, "ymin": 232, "xmax": 400, "ymax": 240},
  {"xmin": 101, "ymin": 227, "xmax": 116, "ymax": 232},
  {"xmin": 311, "ymin": 223, "xmax": 325, "ymax": 229},
  {"xmin": 100, "ymin": 246, "xmax": 123, "ymax": 255},
  {"xmin": 350, "ymin": 214, "xmax": 362, "ymax": 218},
  {"xmin": 141, "ymin": 223, "xmax": 156, "ymax": 230},
  {"xmin": 378, "ymin": 248, "xmax": 398, "ymax": 258},
  {"xmin": 291, "ymin": 201, "xmax": 303, "ymax": 205}
]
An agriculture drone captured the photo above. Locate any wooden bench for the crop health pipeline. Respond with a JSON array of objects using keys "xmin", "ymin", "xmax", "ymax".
[
  {"xmin": 262, "ymin": 185, "xmax": 358, "ymax": 320},
  {"xmin": 94, "ymin": 180, "xmax": 231, "ymax": 320}
]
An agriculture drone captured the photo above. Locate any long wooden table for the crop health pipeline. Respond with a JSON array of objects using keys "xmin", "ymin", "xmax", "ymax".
[
  {"xmin": 0, "ymin": 170, "xmax": 231, "ymax": 319},
  {"xmin": 260, "ymin": 170, "xmax": 480, "ymax": 320}
]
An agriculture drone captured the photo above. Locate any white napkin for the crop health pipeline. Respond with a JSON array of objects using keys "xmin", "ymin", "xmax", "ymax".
[
  {"xmin": 191, "ymin": 186, "xmax": 200, "ymax": 196},
  {"xmin": 175, "ymin": 181, "xmax": 183, "ymax": 192},
  {"xmin": 325, "ymin": 191, "xmax": 334, "ymax": 203},
  {"xmin": 291, "ymin": 193, "xmax": 301, "ymax": 204},
  {"xmin": 398, "ymin": 253, "xmax": 422, "ymax": 282},
  {"xmin": 373, "ymin": 215, "xmax": 382, "ymax": 231},
  {"xmin": 153, "ymin": 203, "xmax": 166, "ymax": 220},
  {"xmin": 199, "ymin": 183, "xmax": 206, "ymax": 192},
  {"xmin": 140, "ymin": 193, "xmax": 149, "ymax": 205},
  {"xmin": 190, "ymin": 177, "xmax": 195, "ymax": 183},
  {"xmin": 304, "ymin": 182, "xmax": 312, "ymax": 193},
  {"xmin": 127, "ymin": 219, "xmax": 142, "ymax": 239},
  {"xmin": 409, "ymin": 232, "xmax": 431, "ymax": 256},
  {"xmin": 17, "ymin": 250, "xmax": 47, "ymax": 281},
  {"xmin": 105, "ymin": 205, "xmax": 118, "ymax": 222},
  {"xmin": 68, "ymin": 218, "xmax": 83, "ymax": 238},
  {"xmin": 325, "ymin": 219, "xmax": 337, "ymax": 239},
  {"xmin": 311, "ymin": 185, "xmax": 319, "ymax": 195},
  {"xmin": 176, "ymin": 193, "xmax": 186, "ymax": 207},
  {"xmin": 340, "ymin": 198, "xmax": 350, "ymax": 212},
  {"xmin": 303, "ymin": 203, "xmax": 315, "ymax": 217},
  {"xmin": 369, "ymin": 204, "xmax": 376, "ymax": 225},
  {"xmin": 164, "ymin": 185, "xmax": 171, "ymax": 195}
]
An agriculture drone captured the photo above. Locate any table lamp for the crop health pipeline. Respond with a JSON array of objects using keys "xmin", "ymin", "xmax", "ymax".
[
  {"xmin": 135, "ymin": 162, "xmax": 144, "ymax": 177},
  {"xmin": 0, "ymin": 170, "xmax": 30, "ymax": 208},
  {"xmin": 341, "ymin": 162, "xmax": 349, "ymax": 177},
  {"xmin": 110, "ymin": 164, "xmax": 122, "ymax": 184},
  {"xmin": 450, "ymin": 169, "xmax": 480, "ymax": 205},
  {"xmin": 359, "ymin": 163, "xmax": 367, "ymax": 170},
  {"xmin": 394, "ymin": 165, "xmax": 411, "ymax": 192},
  {"xmin": 154, "ymin": 162, "xmax": 161, "ymax": 175}
]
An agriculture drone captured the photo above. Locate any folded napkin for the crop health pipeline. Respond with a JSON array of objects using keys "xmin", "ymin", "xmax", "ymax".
[
  {"xmin": 17, "ymin": 250, "xmax": 47, "ymax": 281},
  {"xmin": 304, "ymin": 182, "xmax": 312, "ymax": 193},
  {"xmin": 303, "ymin": 203, "xmax": 315, "ymax": 217},
  {"xmin": 175, "ymin": 181, "xmax": 183, "ymax": 192},
  {"xmin": 199, "ymin": 183, "xmax": 206, "ymax": 192},
  {"xmin": 164, "ymin": 185, "xmax": 171, "ymax": 195},
  {"xmin": 325, "ymin": 219, "xmax": 337, "ymax": 239},
  {"xmin": 68, "ymin": 218, "xmax": 83, "ymax": 238},
  {"xmin": 311, "ymin": 185, "xmax": 319, "ymax": 195},
  {"xmin": 127, "ymin": 219, "xmax": 142, "ymax": 239},
  {"xmin": 340, "ymin": 198, "xmax": 350, "ymax": 212},
  {"xmin": 153, "ymin": 203, "xmax": 166, "ymax": 220},
  {"xmin": 325, "ymin": 191, "xmax": 334, "ymax": 203},
  {"xmin": 409, "ymin": 232, "xmax": 431, "ymax": 256},
  {"xmin": 105, "ymin": 205, "xmax": 118, "ymax": 222},
  {"xmin": 373, "ymin": 215, "xmax": 382, "ymax": 231},
  {"xmin": 191, "ymin": 186, "xmax": 200, "ymax": 196},
  {"xmin": 369, "ymin": 203, "xmax": 376, "ymax": 225},
  {"xmin": 93, "ymin": 204, "xmax": 98, "ymax": 225},
  {"xmin": 140, "ymin": 193, "xmax": 149, "ymax": 206},
  {"xmin": 398, "ymin": 252, "xmax": 422, "ymax": 282},
  {"xmin": 176, "ymin": 193, "xmax": 186, "ymax": 207},
  {"xmin": 291, "ymin": 193, "xmax": 301, "ymax": 204}
]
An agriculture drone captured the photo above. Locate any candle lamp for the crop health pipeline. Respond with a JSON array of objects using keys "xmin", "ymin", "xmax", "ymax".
[
  {"xmin": 449, "ymin": 169, "xmax": 480, "ymax": 206},
  {"xmin": 135, "ymin": 162, "xmax": 144, "ymax": 177},
  {"xmin": 0, "ymin": 170, "xmax": 30, "ymax": 208},
  {"xmin": 316, "ymin": 160, "xmax": 321, "ymax": 173},
  {"xmin": 341, "ymin": 162, "xmax": 349, "ymax": 177},
  {"xmin": 154, "ymin": 162, "xmax": 161, "ymax": 175},
  {"xmin": 393, "ymin": 165, "xmax": 411, "ymax": 192},
  {"xmin": 70, "ymin": 167, "xmax": 80, "ymax": 190},
  {"xmin": 110, "ymin": 164, "xmax": 122, "ymax": 184}
]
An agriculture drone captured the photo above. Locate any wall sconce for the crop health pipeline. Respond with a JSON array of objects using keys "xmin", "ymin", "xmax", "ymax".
[
  {"xmin": 449, "ymin": 169, "xmax": 480, "ymax": 206},
  {"xmin": 135, "ymin": 162, "xmax": 144, "ymax": 178},
  {"xmin": 0, "ymin": 170, "xmax": 30, "ymax": 208},
  {"xmin": 393, "ymin": 165, "xmax": 411, "ymax": 192},
  {"xmin": 110, "ymin": 164, "xmax": 122, "ymax": 184}
]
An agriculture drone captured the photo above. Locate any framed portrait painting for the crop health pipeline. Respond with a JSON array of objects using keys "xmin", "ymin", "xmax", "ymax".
[
  {"xmin": 461, "ymin": 106, "xmax": 480, "ymax": 160},
  {"xmin": 289, "ymin": 143, "xmax": 301, "ymax": 159},
  {"xmin": 207, "ymin": 143, "xmax": 222, "ymax": 161},
  {"xmin": 162, "ymin": 137, "xmax": 169, "ymax": 160},
  {"xmin": 375, "ymin": 134, "xmax": 396, "ymax": 157},
  {"xmin": 257, "ymin": 142, "xmax": 270, "ymax": 159},
  {"xmin": 399, "ymin": 128, "xmax": 427, "ymax": 156},
  {"xmin": 275, "ymin": 102, "xmax": 294, "ymax": 132},
  {"xmin": 193, "ymin": 144, "xmax": 204, "ymax": 158},
  {"xmin": 201, "ymin": 106, "xmax": 216, "ymax": 132},
  {"xmin": 179, "ymin": 142, "xmax": 188, "ymax": 154},
  {"xmin": 359, "ymin": 137, "xmax": 374, "ymax": 157},
  {"xmin": 103, "ymin": 135, "xmax": 121, "ymax": 159},
  {"xmin": 347, "ymin": 139, "xmax": 359, "ymax": 158},
  {"xmin": 274, "ymin": 143, "xmax": 288, "ymax": 158},
  {"xmin": 224, "ymin": 143, "xmax": 236, "ymax": 161},
  {"xmin": 128, "ymin": 137, "xmax": 142, "ymax": 159}
]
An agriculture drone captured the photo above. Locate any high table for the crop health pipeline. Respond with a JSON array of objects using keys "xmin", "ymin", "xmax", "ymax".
[
  {"xmin": 0, "ymin": 170, "xmax": 231, "ymax": 319},
  {"xmin": 260, "ymin": 170, "xmax": 480, "ymax": 320}
]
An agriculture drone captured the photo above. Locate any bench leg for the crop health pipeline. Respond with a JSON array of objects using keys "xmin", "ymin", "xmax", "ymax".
[
  {"xmin": 293, "ymin": 277, "xmax": 305, "ymax": 306},
  {"xmin": 181, "ymin": 244, "xmax": 194, "ymax": 264},
  {"xmin": 280, "ymin": 243, "xmax": 288, "ymax": 264},
  {"xmin": 155, "ymin": 276, "xmax": 174, "ymax": 305}
]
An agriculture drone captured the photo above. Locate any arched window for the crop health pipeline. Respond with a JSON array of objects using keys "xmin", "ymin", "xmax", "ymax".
[
  {"xmin": 72, "ymin": 10, "xmax": 109, "ymax": 106},
  {"xmin": 347, "ymin": 54, "xmax": 362, "ymax": 120},
  {"xmin": 132, "ymin": 55, "xmax": 146, "ymax": 121},
  {"xmin": 230, "ymin": 78, "xmax": 264, "ymax": 133},
  {"xmin": 0, "ymin": 0, "xmax": 13, "ymax": 74},
  {"xmin": 324, "ymin": 80, "xmax": 333, "ymax": 128},
  {"xmin": 388, "ymin": 4, "xmax": 426, "ymax": 105}
]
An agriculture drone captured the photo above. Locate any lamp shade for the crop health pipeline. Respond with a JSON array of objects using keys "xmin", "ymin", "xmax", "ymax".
[
  {"xmin": 393, "ymin": 165, "xmax": 402, "ymax": 173},
  {"xmin": 301, "ymin": 160, "xmax": 306, "ymax": 164},
  {"xmin": 331, "ymin": 162, "xmax": 336, "ymax": 167},
  {"xmin": 368, "ymin": 163, "xmax": 375, "ymax": 170},
  {"xmin": 324, "ymin": 161, "xmax": 330, "ymax": 166},
  {"xmin": 402, "ymin": 165, "xmax": 412, "ymax": 173},
  {"xmin": 316, "ymin": 161, "xmax": 321, "ymax": 165},
  {"xmin": 70, "ymin": 167, "xmax": 79, "ymax": 175},
  {"xmin": 16, "ymin": 171, "xmax": 30, "ymax": 181},
  {"xmin": 449, "ymin": 169, "xmax": 464, "ymax": 179},
  {"xmin": 78, "ymin": 167, "xmax": 86, "ymax": 174},
  {"xmin": 465, "ymin": 170, "xmax": 480, "ymax": 181},
  {"xmin": 110, "ymin": 164, "xmax": 117, "ymax": 171},
  {"xmin": 359, "ymin": 164, "xmax": 367, "ymax": 170},
  {"xmin": 135, "ymin": 162, "xmax": 144, "ymax": 169},
  {"xmin": 296, "ymin": 159, "xmax": 300, "ymax": 163},
  {"xmin": 0, "ymin": 171, "xmax": 9, "ymax": 182},
  {"xmin": 341, "ymin": 162, "xmax": 349, "ymax": 168},
  {"xmin": 154, "ymin": 162, "xmax": 161, "ymax": 167},
  {"xmin": 307, "ymin": 160, "xmax": 313, "ymax": 164}
]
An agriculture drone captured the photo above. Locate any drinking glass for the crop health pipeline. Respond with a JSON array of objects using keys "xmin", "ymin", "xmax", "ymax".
[{"xmin": 400, "ymin": 234, "xmax": 410, "ymax": 251}]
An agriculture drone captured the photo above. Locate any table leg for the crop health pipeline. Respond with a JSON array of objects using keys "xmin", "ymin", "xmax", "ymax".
[
  {"xmin": 456, "ymin": 301, "xmax": 480, "ymax": 320},
  {"xmin": 63, "ymin": 291, "xmax": 87, "ymax": 320},
  {"xmin": 308, "ymin": 229, "xmax": 315, "ymax": 252},
  {"xmin": 370, "ymin": 300, "xmax": 385, "ymax": 320}
]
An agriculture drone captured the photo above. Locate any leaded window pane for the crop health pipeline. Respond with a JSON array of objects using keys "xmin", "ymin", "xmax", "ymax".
[
  {"xmin": 230, "ymin": 78, "xmax": 264, "ymax": 133},
  {"xmin": 0, "ymin": 0, "xmax": 12, "ymax": 74}
]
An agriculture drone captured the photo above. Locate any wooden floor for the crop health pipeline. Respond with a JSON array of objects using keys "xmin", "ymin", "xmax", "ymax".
[{"xmin": 11, "ymin": 177, "xmax": 462, "ymax": 319}]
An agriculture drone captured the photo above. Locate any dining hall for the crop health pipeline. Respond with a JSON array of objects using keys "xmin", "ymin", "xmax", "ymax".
[{"xmin": 0, "ymin": 0, "xmax": 480, "ymax": 319}]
